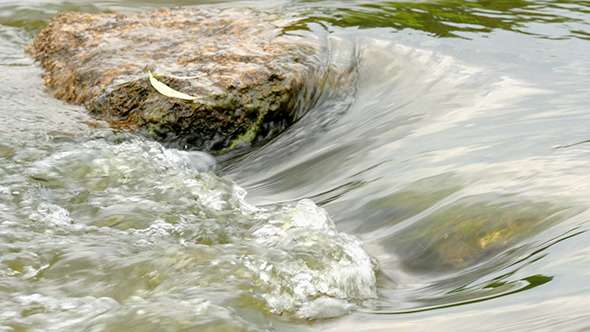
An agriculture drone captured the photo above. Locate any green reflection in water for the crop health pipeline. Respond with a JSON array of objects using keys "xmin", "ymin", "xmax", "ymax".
[
  {"xmin": 371, "ymin": 274, "xmax": 554, "ymax": 314},
  {"xmin": 293, "ymin": 0, "xmax": 590, "ymax": 39},
  {"xmin": 0, "ymin": 3, "xmax": 104, "ymax": 33}
]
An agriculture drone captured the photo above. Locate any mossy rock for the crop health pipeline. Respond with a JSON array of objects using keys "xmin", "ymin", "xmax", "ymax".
[{"xmin": 27, "ymin": 7, "xmax": 316, "ymax": 153}]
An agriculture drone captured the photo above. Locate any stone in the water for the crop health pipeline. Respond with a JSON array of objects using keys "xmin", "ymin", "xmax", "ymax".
[{"xmin": 27, "ymin": 7, "xmax": 314, "ymax": 153}]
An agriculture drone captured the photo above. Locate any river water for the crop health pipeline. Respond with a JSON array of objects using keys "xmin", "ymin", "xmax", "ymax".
[{"xmin": 1, "ymin": 0, "xmax": 590, "ymax": 331}]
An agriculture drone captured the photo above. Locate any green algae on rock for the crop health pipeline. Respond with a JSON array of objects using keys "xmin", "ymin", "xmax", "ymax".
[{"xmin": 26, "ymin": 7, "xmax": 314, "ymax": 153}]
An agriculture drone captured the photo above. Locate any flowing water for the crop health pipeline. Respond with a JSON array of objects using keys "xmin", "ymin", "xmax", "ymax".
[{"xmin": 1, "ymin": 0, "xmax": 590, "ymax": 331}]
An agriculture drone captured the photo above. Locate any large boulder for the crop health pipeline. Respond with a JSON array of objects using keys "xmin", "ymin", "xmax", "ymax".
[{"xmin": 27, "ymin": 7, "xmax": 313, "ymax": 153}]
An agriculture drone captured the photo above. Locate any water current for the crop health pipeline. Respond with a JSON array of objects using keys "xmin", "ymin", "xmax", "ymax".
[{"xmin": 1, "ymin": 0, "xmax": 590, "ymax": 331}]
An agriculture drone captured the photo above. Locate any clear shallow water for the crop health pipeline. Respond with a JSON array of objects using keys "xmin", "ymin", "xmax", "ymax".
[{"xmin": 1, "ymin": 0, "xmax": 590, "ymax": 331}]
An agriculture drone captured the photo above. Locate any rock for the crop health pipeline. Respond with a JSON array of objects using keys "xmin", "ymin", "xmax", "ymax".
[
  {"xmin": 26, "ymin": 7, "xmax": 313, "ymax": 153},
  {"xmin": 391, "ymin": 197, "xmax": 562, "ymax": 272}
]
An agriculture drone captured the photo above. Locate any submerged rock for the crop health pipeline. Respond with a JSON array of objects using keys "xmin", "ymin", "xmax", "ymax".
[
  {"xmin": 27, "ymin": 8, "xmax": 313, "ymax": 153},
  {"xmin": 391, "ymin": 196, "xmax": 567, "ymax": 272}
]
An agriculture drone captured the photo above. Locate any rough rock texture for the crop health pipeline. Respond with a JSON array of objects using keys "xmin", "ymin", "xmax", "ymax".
[{"xmin": 27, "ymin": 7, "xmax": 312, "ymax": 152}]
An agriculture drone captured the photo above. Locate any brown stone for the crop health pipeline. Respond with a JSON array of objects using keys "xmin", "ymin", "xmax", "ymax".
[{"xmin": 26, "ymin": 7, "xmax": 313, "ymax": 153}]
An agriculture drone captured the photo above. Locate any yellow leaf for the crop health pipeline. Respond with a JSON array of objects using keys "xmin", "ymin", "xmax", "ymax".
[{"xmin": 148, "ymin": 70, "xmax": 199, "ymax": 101}]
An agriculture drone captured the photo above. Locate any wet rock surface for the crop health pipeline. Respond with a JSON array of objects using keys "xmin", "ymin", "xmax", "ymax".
[{"xmin": 27, "ymin": 7, "xmax": 313, "ymax": 153}]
